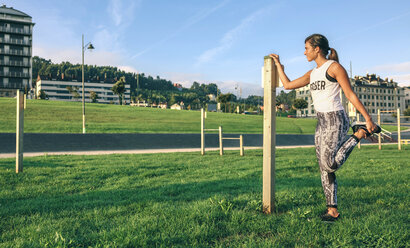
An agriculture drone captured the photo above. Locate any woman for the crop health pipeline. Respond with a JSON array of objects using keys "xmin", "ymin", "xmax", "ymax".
[{"xmin": 270, "ymin": 34, "xmax": 380, "ymax": 222}]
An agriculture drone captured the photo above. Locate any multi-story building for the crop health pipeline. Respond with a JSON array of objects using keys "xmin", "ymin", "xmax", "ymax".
[
  {"xmin": 0, "ymin": 5, "xmax": 34, "ymax": 97},
  {"xmin": 404, "ymin": 86, "xmax": 410, "ymax": 109},
  {"xmin": 296, "ymin": 74, "xmax": 406, "ymax": 119},
  {"xmin": 36, "ymin": 79, "xmax": 131, "ymax": 104}
]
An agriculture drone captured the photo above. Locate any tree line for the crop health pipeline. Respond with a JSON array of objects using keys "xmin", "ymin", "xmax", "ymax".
[{"xmin": 32, "ymin": 56, "xmax": 300, "ymax": 112}]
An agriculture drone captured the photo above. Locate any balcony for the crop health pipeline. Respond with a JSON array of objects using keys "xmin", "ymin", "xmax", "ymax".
[
  {"xmin": 0, "ymin": 26, "xmax": 31, "ymax": 35},
  {"xmin": 0, "ymin": 60, "xmax": 30, "ymax": 67},
  {"xmin": 0, "ymin": 48, "xmax": 30, "ymax": 56},
  {"xmin": 0, "ymin": 37, "xmax": 31, "ymax": 45},
  {"xmin": 0, "ymin": 71, "xmax": 29, "ymax": 78}
]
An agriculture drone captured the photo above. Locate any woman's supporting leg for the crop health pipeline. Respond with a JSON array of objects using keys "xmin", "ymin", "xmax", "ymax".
[{"xmin": 315, "ymin": 110, "xmax": 353, "ymax": 210}]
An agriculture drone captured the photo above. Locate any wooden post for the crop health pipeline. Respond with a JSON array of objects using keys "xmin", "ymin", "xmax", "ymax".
[
  {"xmin": 201, "ymin": 108, "xmax": 205, "ymax": 155},
  {"xmin": 397, "ymin": 108, "xmax": 401, "ymax": 150},
  {"xmin": 240, "ymin": 135, "xmax": 244, "ymax": 156},
  {"xmin": 23, "ymin": 93, "xmax": 27, "ymax": 109},
  {"xmin": 378, "ymin": 109, "xmax": 381, "ymax": 150},
  {"xmin": 16, "ymin": 90, "xmax": 24, "ymax": 173},
  {"xmin": 262, "ymin": 56, "xmax": 278, "ymax": 214},
  {"xmin": 356, "ymin": 113, "xmax": 361, "ymax": 149},
  {"xmin": 219, "ymin": 126, "xmax": 223, "ymax": 156}
]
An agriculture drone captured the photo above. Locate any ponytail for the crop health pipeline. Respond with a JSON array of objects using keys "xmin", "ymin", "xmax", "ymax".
[
  {"xmin": 305, "ymin": 34, "xmax": 339, "ymax": 62},
  {"xmin": 328, "ymin": 48, "xmax": 339, "ymax": 62}
]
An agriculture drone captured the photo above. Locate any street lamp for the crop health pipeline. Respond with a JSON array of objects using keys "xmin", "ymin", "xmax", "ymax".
[{"xmin": 82, "ymin": 34, "xmax": 94, "ymax": 134}]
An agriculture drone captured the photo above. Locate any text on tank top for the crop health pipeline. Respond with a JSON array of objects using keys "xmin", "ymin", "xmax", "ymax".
[{"xmin": 309, "ymin": 60, "xmax": 344, "ymax": 113}]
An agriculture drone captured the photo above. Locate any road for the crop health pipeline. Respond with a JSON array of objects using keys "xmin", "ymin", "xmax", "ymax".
[{"xmin": 1, "ymin": 132, "xmax": 407, "ymax": 154}]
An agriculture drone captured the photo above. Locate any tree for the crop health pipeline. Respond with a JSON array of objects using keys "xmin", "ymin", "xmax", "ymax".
[
  {"xmin": 217, "ymin": 93, "xmax": 236, "ymax": 113},
  {"xmin": 293, "ymin": 98, "xmax": 308, "ymax": 116},
  {"xmin": 66, "ymin": 86, "xmax": 80, "ymax": 101},
  {"xmin": 90, "ymin": 91, "xmax": 98, "ymax": 103},
  {"xmin": 112, "ymin": 76, "xmax": 126, "ymax": 105}
]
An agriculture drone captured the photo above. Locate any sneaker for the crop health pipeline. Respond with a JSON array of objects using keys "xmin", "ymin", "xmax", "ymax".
[
  {"xmin": 351, "ymin": 122, "xmax": 381, "ymax": 137},
  {"xmin": 321, "ymin": 213, "xmax": 340, "ymax": 222}
]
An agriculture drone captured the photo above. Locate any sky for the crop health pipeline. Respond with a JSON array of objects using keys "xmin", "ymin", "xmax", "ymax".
[{"xmin": 7, "ymin": 0, "xmax": 410, "ymax": 97}]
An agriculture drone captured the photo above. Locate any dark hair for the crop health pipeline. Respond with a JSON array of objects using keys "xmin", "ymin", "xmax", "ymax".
[{"xmin": 305, "ymin": 34, "xmax": 339, "ymax": 62}]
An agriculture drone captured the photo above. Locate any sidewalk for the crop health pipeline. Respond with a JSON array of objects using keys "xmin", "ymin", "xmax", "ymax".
[{"xmin": 0, "ymin": 143, "xmax": 389, "ymax": 158}]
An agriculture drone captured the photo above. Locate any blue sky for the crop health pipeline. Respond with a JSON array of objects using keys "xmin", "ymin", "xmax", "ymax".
[{"xmin": 9, "ymin": 0, "xmax": 410, "ymax": 96}]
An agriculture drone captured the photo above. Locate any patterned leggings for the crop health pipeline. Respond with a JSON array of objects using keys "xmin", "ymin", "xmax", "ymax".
[{"xmin": 315, "ymin": 110, "xmax": 359, "ymax": 208}]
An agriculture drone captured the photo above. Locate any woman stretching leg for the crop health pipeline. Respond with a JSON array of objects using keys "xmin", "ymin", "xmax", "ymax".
[{"xmin": 270, "ymin": 34, "xmax": 380, "ymax": 221}]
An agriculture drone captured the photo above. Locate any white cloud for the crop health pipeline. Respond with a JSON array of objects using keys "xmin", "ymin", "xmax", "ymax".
[
  {"xmin": 214, "ymin": 80, "xmax": 262, "ymax": 97},
  {"xmin": 388, "ymin": 74, "xmax": 410, "ymax": 86},
  {"xmin": 195, "ymin": 6, "xmax": 274, "ymax": 66},
  {"xmin": 118, "ymin": 65, "xmax": 139, "ymax": 73},
  {"xmin": 33, "ymin": 46, "xmax": 125, "ymax": 66},
  {"xmin": 370, "ymin": 61, "xmax": 410, "ymax": 73},
  {"xmin": 107, "ymin": 0, "xmax": 140, "ymax": 27},
  {"xmin": 131, "ymin": 0, "xmax": 230, "ymax": 59},
  {"xmin": 367, "ymin": 61, "xmax": 410, "ymax": 86}
]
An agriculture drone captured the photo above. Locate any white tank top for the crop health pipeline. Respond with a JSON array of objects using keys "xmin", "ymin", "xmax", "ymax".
[{"xmin": 309, "ymin": 60, "xmax": 344, "ymax": 113}]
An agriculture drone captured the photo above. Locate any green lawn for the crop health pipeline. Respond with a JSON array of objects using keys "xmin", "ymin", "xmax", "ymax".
[
  {"xmin": 0, "ymin": 98, "xmax": 407, "ymax": 134},
  {"xmin": 0, "ymin": 145, "xmax": 408, "ymax": 247}
]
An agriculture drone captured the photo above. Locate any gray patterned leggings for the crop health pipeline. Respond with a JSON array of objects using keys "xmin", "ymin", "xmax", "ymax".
[{"xmin": 315, "ymin": 110, "xmax": 359, "ymax": 208}]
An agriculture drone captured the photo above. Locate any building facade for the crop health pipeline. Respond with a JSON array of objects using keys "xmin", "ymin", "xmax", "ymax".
[
  {"xmin": 404, "ymin": 86, "xmax": 410, "ymax": 109},
  {"xmin": 36, "ymin": 79, "xmax": 131, "ymax": 104},
  {"xmin": 0, "ymin": 5, "xmax": 34, "ymax": 97},
  {"xmin": 295, "ymin": 74, "xmax": 406, "ymax": 119}
]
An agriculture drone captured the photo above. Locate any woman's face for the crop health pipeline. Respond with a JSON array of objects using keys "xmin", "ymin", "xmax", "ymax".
[{"xmin": 304, "ymin": 42, "xmax": 318, "ymax": 62}]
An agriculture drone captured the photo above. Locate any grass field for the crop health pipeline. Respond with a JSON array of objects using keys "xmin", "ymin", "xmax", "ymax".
[
  {"xmin": 0, "ymin": 145, "xmax": 408, "ymax": 247},
  {"xmin": 0, "ymin": 98, "xmax": 406, "ymax": 134}
]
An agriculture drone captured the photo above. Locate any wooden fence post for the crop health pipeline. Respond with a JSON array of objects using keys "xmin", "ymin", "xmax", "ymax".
[
  {"xmin": 201, "ymin": 108, "xmax": 205, "ymax": 155},
  {"xmin": 16, "ymin": 90, "xmax": 24, "ymax": 173},
  {"xmin": 262, "ymin": 56, "xmax": 278, "ymax": 214},
  {"xmin": 240, "ymin": 135, "xmax": 244, "ymax": 156},
  {"xmin": 219, "ymin": 126, "xmax": 223, "ymax": 156},
  {"xmin": 357, "ymin": 113, "xmax": 361, "ymax": 149},
  {"xmin": 397, "ymin": 108, "xmax": 401, "ymax": 150},
  {"xmin": 378, "ymin": 109, "xmax": 381, "ymax": 150}
]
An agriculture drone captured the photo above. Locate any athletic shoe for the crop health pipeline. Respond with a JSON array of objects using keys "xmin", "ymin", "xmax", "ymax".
[
  {"xmin": 321, "ymin": 213, "xmax": 340, "ymax": 222},
  {"xmin": 351, "ymin": 122, "xmax": 381, "ymax": 138}
]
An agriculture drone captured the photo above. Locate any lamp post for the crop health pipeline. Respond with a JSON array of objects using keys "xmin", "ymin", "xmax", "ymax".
[{"xmin": 82, "ymin": 34, "xmax": 94, "ymax": 134}]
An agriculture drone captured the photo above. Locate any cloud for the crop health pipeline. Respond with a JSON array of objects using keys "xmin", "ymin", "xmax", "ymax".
[
  {"xmin": 216, "ymin": 80, "xmax": 262, "ymax": 98},
  {"xmin": 367, "ymin": 61, "xmax": 410, "ymax": 86},
  {"xmin": 33, "ymin": 46, "xmax": 125, "ymax": 66},
  {"xmin": 370, "ymin": 61, "xmax": 410, "ymax": 73},
  {"xmin": 387, "ymin": 74, "xmax": 410, "ymax": 86},
  {"xmin": 107, "ymin": 0, "xmax": 140, "ymax": 27},
  {"xmin": 195, "ymin": 6, "xmax": 274, "ymax": 66},
  {"xmin": 118, "ymin": 65, "xmax": 139, "ymax": 73},
  {"xmin": 131, "ymin": 0, "xmax": 230, "ymax": 59}
]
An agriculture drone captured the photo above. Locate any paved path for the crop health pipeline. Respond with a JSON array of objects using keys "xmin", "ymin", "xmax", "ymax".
[{"xmin": 0, "ymin": 132, "xmax": 407, "ymax": 158}]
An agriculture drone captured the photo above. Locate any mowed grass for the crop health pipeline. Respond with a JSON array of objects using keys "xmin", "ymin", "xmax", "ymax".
[
  {"xmin": 0, "ymin": 145, "xmax": 408, "ymax": 247},
  {"xmin": 0, "ymin": 98, "xmax": 317, "ymax": 134},
  {"xmin": 1, "ymin": 98, "xmax": 406, "ymax": 134}
]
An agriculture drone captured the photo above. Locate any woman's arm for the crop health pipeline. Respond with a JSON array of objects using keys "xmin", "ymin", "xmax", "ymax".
[
  {"xmin": 328, "ymin": 62, "xmax": 378, "ymax": 133},
  {"xmin": 269, "ymin": 54, "xmax": 311, "ymax": 90}
]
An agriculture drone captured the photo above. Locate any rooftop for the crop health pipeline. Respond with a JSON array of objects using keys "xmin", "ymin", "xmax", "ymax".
[{"xmin": 0, "ymin": 5, "xmax": 31, "ymax": 18}]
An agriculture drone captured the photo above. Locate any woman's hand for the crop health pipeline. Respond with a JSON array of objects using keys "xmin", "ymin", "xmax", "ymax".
[
  {"xmin": 269, "ymin": 54, "xmax": 281, "ymax": 67},
  {"xmin": 366, "ymin": 119, "xmax": 377, "ymax": 134}
]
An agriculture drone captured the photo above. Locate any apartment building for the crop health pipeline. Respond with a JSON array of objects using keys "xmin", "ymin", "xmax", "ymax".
[
  {"xmin": 0, "ymin": 5, "xmax": 34, "ymax": 97},
  {"xmin": 36, "ymin": 79, "xmax": 131, "ymax": 104},
  {"xmin": 296, "ymin": 74, "xmax": 406, "ymax": 118}
]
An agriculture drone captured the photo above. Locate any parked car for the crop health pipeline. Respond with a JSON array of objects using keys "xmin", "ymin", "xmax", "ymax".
[{"xmin": 287, "ymin": 115, "xmax": 296, "ymax": 118}]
